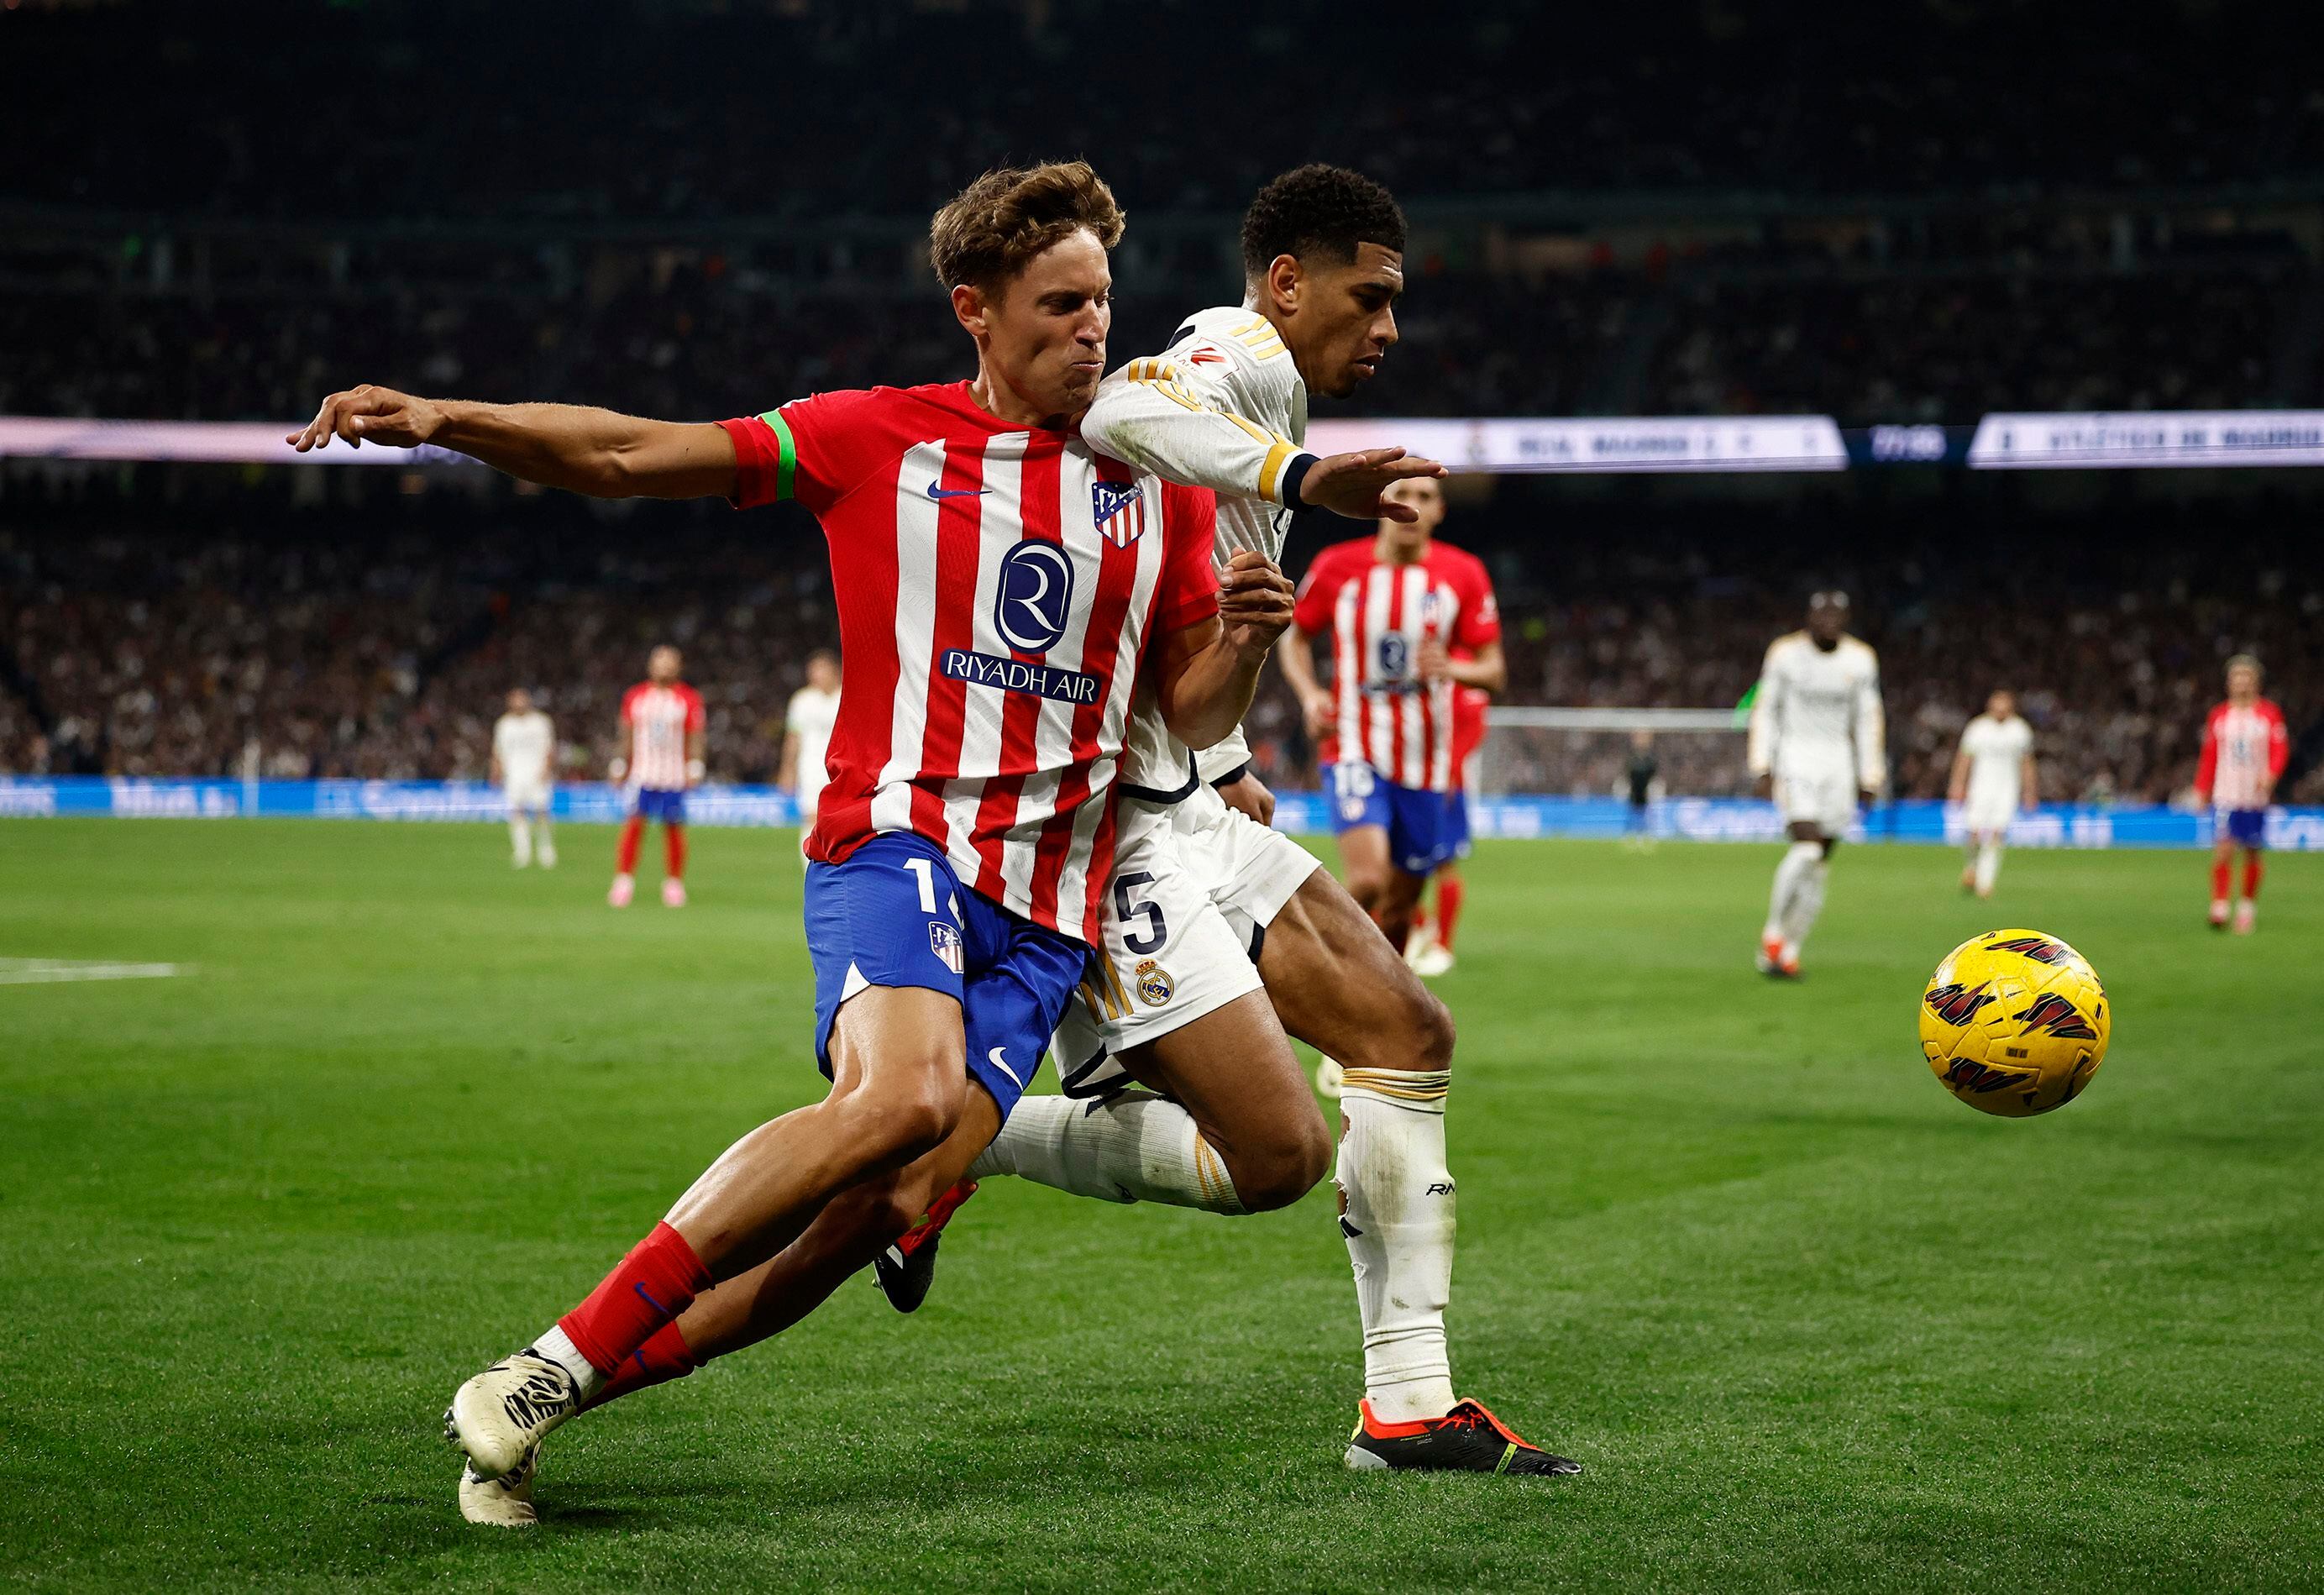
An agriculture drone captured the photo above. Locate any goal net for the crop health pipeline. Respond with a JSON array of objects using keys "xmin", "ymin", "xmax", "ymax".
[{"xmin": 1475, "ymin": 706, "xmax": 1750, "ymax": 800}]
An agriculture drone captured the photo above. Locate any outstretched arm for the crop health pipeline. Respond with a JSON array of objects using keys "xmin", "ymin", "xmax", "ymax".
[
  {"xmin": 289, "ymin": 386, "xmax": 737, "ymax": 501},
  {"xmin": 1153, "ymin": 553, "xmax": 1296, "ymax": 751},
  {"xmin": 1081, "ymin": 361, "xmax": 1444, "ymax": 522}
]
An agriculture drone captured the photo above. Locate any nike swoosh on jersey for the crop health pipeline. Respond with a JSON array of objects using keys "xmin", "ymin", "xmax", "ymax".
[{"xmin": 926, "ymin": 482, "xmax": 992, "ymax": 499}]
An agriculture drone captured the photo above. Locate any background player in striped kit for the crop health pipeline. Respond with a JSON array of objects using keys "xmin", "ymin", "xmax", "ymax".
[
  {"xmin": 1747, "ymin": 591, "xmax": 1886, "ymax": 979},
  {"xmin": 1402, "ymin": 649, "xmax": 1492, "ymax": 974},
  {"xmin": 1947, "ymin": 689, "xmax": 2036, "ymax": 898},
  {"xmin": 291, "ymin": 160, "xmax": 1298, "ymax": 1520},
  {"xmin": 489, "ymin": 687, "xmax": 557, "ymax": 868},
  {"xmin": 608, "ymin": 645, "xmax": 704, "ymax": 907},
  {"xmin": 778, "ymin": 648, "xmax": 841, "ymax": 868},
  {"xmin": 1282, "ymin": 475, "xmax": 1506, "ymax": 952},
  {"xmin": 2197, "ymin": 653, "xmax": 2288, "ymax": 933}
]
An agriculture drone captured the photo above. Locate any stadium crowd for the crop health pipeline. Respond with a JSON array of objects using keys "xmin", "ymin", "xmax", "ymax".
[
  {"xmin": 6, "ymin": 491, "xmax": 2315, "ymax": 809},
  {"xmin": 3, "ymin": 261, "xmax": 2304, "ymax": 428},
  {"xmin": 9, "ymin": 2, "xmax": 2317, "ymax": 222}
]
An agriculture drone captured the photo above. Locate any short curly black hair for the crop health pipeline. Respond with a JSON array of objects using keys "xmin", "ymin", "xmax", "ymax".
[{"xmin": 1239, "ymin": 164, "xmax": 1405, "ymax": 281}]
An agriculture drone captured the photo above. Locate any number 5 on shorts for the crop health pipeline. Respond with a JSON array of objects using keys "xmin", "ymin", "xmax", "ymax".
[{"xmin": 1113, "ymin": 871, "xmax": 1167, "ymax": 955}]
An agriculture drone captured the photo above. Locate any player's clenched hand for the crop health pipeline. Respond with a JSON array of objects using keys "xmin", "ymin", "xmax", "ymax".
[
  {"xmin": 287, "ymin": 385, "xmax": 447, "ymax": 452},
  {"xmin": 1217, "ymin": 551, "xmax": 1294, "ymax": 654},
  {"xmin": 1298, "ymin": 448, "xmax": 1448, "ymax": 522},
  {"xmin": 1752, "ymin": 773, "xmax": 1775, "ymax": 801},
  {"xmin": 1415, "ymin": 637, "xmax": 1451, "ymax": 684}
]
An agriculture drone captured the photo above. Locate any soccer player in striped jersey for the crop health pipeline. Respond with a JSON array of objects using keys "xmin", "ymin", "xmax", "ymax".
[
  {"xmin": 292, "ymin": 160, "xmax": 1299, "ymax": 1520},
  {"xmin": 1281, "ymin": 476, "xmax": 1506, "ymax": 952},
  {"xmin": 2196, "ymin": 654, "xmax": 2288, "ymax": 933},
  {"xmin": 607, "ymin": 645, "xmax": 703, "ymax": 907}
]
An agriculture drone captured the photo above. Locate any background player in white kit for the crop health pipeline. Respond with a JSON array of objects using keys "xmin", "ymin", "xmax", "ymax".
[
  {"xmin": 777, "ymin": 649, "xmax": 840, "ymax": 867},
  {"xmin": 1747, "ymin": 591, "xmax": 1885, "ymax": 979},
  {"xmin": 1947, "ymin": 690, "xmax": 2036, "ymax": 898},
  {"xmin": 490, "ymin": 688, "xmax": 557, "ymax": 868}
]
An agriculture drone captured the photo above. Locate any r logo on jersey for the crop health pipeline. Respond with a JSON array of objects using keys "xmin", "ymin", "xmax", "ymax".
[
  {"xmin": 994, "ymin": 540, "xmax": 1075, "ymax": 653},
  {"xmin": 1091, "ymin": 481, "xmax": 1146, "ymax": 548},
  {"xmin": 929, "ymin": 921, "xmax": 963, "ymax": 976}
]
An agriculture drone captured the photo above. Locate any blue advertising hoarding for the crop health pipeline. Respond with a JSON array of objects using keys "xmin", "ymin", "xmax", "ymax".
[{"xmin": 4, "ymin": 777, "xmax": 2315, "ymax": 852}]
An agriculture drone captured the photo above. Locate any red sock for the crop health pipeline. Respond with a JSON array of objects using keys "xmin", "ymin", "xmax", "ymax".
[
  {"xmin": 580, "ymin": 1320, "xmax": 697, "ymax": 1412},
  {"xmin": 616, "ymin": 815, "xmax": 645, "ymax": 874},
  {"xmin": 2211, "ymin": 857, "xmax": 2232, "ymax": 900},
  {"xmin": 554, "ymin": 1221, "xmax": 711, "ymax": 1377},
  {"xmin": 664, "ymin": 823, "xmax": 687, "ymax": 881},
  {"xmin": 2243, "ymin": 855, "xmax": 2264, "ymax": 901},
  {"xmin": 1435, "ymin": 873, "xmax": 1466, "ymax": 952}
]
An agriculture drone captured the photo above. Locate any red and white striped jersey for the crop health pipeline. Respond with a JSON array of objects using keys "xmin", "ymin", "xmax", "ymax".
[
  {"xmin": 2197, "ymin": 697, "xmax": 2289, "ymax": 809},
  {"xmin": 1293, "ymin": 537, "xmax": 1500, "ymax": 794},
  {"xmin": 721, "ymin": 383, "xmax": 1217, "ymax": 945},
  {"xmin": 621, "ymin": 681, "xmax": 704, "ymax": 790}
]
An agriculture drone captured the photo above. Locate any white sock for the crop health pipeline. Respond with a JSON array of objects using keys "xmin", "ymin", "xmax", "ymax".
[
  {"xmin": 532, "ymin": 1324, "xmax": 606, "ymax": 1401},
  {"xmin": 1765, "ymin": 840, "xmax": 1820, "ymax": 941},
  {"xmin": 1780, "ymin": 854, "xmax": 1828, "ymax": 958},
  {"xmin": 510, "ymin": 816, "xmax": 532, "ymax": 865},
  {"xmin": 1339, "ymin": 1068, "xmax": 1456, "ymax": 1423},
  {"xmin": 536, "ymin": 818, "xmax": 557, "ymax": 868},
  {"xmin": 967, "ymin": 1092, "xmax": 1246, "ymax": 1214},
  {"xmin": 1974, "ymin": 840, "xmax": 2001, "ymax": 895}
]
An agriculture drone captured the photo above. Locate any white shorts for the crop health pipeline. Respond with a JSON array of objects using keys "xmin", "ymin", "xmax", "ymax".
[
  {"xmin": 1963, "ymin": 794, "xmax": 2017, "ymax": 836},
  {"xmin": 1776, "ymin": 764, "xmax": 1857, "ymax": 838},
  {"xmin": 503, "ymin": 779, "xmax": 551, "ymax": 814},
  {"xmin": 1052, "ymin": 782, "xmax": 1322, "ymax": 1097}
]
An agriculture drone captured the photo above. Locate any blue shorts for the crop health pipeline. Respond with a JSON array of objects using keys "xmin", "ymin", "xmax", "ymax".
[
  {"xmin": 2224, "ymin": 807, "xmax": 2268, "ymax": 849},
  {"xmin": 633, "ymin": 787, "xmax": 687, "ymax": 824},
  {"xmin": 803, "ymin": 832, "xmax": 1089, "ymax": 1119},
  {"xmin": 1331, "ymin": 761, "xmax": 1461, "ymax": 876},
  {"xmin": 1443, "ymin": 790, "xmax": 1473, "ymax": 861}
]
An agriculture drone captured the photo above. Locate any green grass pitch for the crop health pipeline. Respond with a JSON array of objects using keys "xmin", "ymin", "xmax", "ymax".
[{"xmin": 3, "ymin": 819, "xmax": 2320, "ymax": 1591}]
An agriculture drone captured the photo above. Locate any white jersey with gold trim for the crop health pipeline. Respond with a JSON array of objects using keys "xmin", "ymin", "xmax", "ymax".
[
  {"xmin": 1082, "ymin": 305, "xmax": 1311, "ymax": 794},
  {"xmin": 1747, "ymin": 631, "xmax": 1886, "ymax": 793}
]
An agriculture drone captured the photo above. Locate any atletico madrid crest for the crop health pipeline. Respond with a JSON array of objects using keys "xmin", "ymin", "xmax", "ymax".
[{"xmin": 1091, "ymin": 481, "xmax": 1146, "ymax": 548}]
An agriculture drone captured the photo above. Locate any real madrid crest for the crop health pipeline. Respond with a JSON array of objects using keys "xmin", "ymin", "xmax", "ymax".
[{"xmin": 1134, "ymin": 958, "xmax": 1174, "ymax": 1007}]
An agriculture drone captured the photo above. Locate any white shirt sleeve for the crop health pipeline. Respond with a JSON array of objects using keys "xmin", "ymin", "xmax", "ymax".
[
  {"xmin": 1080, "ymin": 343, "xmax": 1309, "ymax": 505},
  {"xmin": 1745, "ymin": 641, "xmax": 1785, "ymax": 777},
  {"xmin": 1853, "ymin": 648, "xmax": 1886, "ymax": 793}
]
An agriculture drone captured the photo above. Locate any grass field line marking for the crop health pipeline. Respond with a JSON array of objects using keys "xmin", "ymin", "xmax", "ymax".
[{"xmin": 0, "ymin": 957, "xmax": 190, "ymax": 986}]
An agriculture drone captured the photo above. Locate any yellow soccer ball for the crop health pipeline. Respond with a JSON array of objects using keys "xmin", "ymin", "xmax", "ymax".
[{"xmin": 1919, "ymin": 929, "xmax": 2111, "ymax": 1117}]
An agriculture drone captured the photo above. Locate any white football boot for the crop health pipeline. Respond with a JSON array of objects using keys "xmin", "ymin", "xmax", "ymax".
[
  {"xmin": 459, "ymin": 1442, "xmax": 542, "ymax": 1527},
  {"xmin": 445, "ymin": 1350, "xmax": 579, "ymax": 1482}
]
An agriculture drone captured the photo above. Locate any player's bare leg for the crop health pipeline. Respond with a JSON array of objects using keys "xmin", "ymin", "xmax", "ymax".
[
  {"xmin": 1336, "ymin": 821, "xmax": 1429, "ymax": 949},
  {"xmin": 443, "ymin": 984, "xmax": 971, "ymax": 1481},
  {"xmin": 459, "ymin": 1092, "xmax": 1001, "ymax": 1523},
  {"xmin": 533, "ymin": 807, "xmax": 557, "ymax": 868}
]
